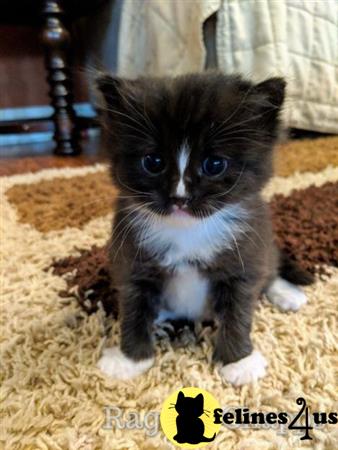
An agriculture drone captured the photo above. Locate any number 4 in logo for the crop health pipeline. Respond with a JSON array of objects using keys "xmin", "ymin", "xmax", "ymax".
[{"xmin": 289, "ymin": 397, "xmax": 313, "ymax": 440}]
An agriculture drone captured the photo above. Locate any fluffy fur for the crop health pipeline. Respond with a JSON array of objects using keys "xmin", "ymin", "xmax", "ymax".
[{"xmin": 97, "ymin": 72, "xmax": 311, "ymax": 385}]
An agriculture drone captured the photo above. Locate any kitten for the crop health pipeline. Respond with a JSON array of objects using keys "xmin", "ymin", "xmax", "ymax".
[
  {"xmin": 173, "ymin": 391, "xmax": 215, "ymax": 444},
  {"xmin": 96, "ymin": 72, "xmax": 313, "ymax": 386}
]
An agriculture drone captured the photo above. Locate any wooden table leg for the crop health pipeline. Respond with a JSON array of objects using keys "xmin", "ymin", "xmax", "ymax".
[{"xmin": 41, "ymin": 0, "xmax": 81, "ymax": 155}]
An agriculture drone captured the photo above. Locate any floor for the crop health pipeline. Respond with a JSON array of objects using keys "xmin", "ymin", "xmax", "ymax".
[
  {"xmin": 0, "ymin": 137, "xmax": 103, "ymax": 176},
  {"xmin": 2, "ymin": 130, "xmax": 337, "ymax": 449}
]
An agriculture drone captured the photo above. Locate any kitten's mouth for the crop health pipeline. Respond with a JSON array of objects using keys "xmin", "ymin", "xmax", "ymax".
[{"xmin": 170, "ymin": 204, "xmax": 192, "ymax": 218}]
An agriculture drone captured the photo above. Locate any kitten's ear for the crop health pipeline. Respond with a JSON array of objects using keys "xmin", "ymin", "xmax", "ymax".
[
  {"xmin": 195, "ymin": 393, "xmax": 204, "ymax": 407},
  {"xmin": 177, "ymin": 391, "xmax": 185, "ymax": 403},
  {"xmin": 249, "ymin": 77, "xmax": 286, "ymax": 134},
  {"xmin": 96, "ymin": 74, "xmax": 125, "ymax": 109},
  {"xmin": 96, "ymin": 73, "xmax": 142, "ymax": 111},
  {"xmin": 253, "ymin": 77, "xmax": 286, "ymax": 109}
]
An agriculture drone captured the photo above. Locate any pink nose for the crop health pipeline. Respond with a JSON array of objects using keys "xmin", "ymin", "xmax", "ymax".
[{"xmin": 171, "ymin": 196, "xmax": 189, "ymax": 209}]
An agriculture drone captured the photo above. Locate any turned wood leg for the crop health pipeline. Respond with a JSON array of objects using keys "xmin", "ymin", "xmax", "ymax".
[{"xmin": 41, "ymin": 0, "xmax": 81, "ymax": 155}]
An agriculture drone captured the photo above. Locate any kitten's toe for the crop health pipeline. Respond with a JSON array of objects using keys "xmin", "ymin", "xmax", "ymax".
[
  {"xmin": 97, "ymin": 346, "xmax": 154, "ymax": 379},
  {"xmin": 266, "ymin": 277, "xmax": 307, "ymax": 311},
  {"xmin": 219, "ymin": 350, "xmax": 267, "ymax": 386}
]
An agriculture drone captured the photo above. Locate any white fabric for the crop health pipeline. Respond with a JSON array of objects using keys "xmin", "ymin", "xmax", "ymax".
[
  {"xmin": 117, "ymin": 0, "xmax": 338, "ymax": 133},
  {"xmin": 216, "ymin": 0, "xmax": 338, "ymax": 133},
  {"xmin": 117, "ymin": 0, "xmax": 220, "ymax": 76}
]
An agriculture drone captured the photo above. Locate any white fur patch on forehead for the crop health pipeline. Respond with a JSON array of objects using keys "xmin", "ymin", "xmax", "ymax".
[{"xmin": 176, "ymin": 142, "xmax": 190, "ymax": 197}]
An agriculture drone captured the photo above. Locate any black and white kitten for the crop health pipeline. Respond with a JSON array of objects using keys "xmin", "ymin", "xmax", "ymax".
[{"xmin": 96, "ymin": 72, "xmax": 311, "ymax": 386}]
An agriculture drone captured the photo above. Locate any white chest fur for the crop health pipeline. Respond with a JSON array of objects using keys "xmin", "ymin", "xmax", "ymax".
[
  {"xmin": 138, "ymin": 203, "xmax": 247, "ymax": 267},
  {"xmin": 137, "ymin": 203, "xmax": 247, "ymax": 322},
  {"xmin": 162, "ymin": 265, "xmax": 209, "ymax": 320}
]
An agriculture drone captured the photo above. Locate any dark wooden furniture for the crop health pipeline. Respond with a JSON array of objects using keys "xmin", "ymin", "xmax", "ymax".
[
  {"xmin": 0, "ymin": 0, "xmax": 106, "ymax": 155},
  {"xmin": 40, "ymin": 0, "xmax": 79, "ymax": 155}
]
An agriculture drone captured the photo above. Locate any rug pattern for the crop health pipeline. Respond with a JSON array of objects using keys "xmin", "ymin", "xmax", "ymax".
[{"xmin": 1, "ymin": 138, "xmax": 338, "ymax": 450}]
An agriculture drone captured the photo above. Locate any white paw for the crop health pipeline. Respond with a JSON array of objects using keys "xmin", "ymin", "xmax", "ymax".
[
  {"xmin": 266, "ymin": 277, "xmax": 307, "ymax": 311},
  {"xmin": 220, "ymin": 351, "xmax": 267, "ymax": 386},
  {"xmin": 97, "ymin": 347, "xmax": 154, "ymax": 380}
]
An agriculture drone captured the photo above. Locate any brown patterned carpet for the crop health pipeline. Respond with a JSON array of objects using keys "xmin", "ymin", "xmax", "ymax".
[{"xmin": 1, "ymin": 137, "xmax": 338, "ymax": 449}]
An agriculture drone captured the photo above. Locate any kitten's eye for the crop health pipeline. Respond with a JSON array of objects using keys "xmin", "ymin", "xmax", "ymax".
[
  {"xmin": 202, "ymin": 156, "xmax": 228, "ymax": 177},
  {"xmin": 142, "ymin": 154, "xmax": 165, "ymax": 175}
]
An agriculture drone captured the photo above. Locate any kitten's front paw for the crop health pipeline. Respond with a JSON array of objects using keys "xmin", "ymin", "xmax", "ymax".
[
  {"xmin": 219, "ymin": 351, "xmax": 267, "ymax": 386},
  {"xmin": 97, "ymin": 347, "xmax": 154, "ymax": 380},
  {"xmin": 266, "ymin": 277, "xmax": 307, "ymax": 311}
]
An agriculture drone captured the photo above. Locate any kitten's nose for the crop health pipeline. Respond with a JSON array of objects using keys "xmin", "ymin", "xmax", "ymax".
[{"xmin": 170, "ymin": 196, "xmax": 189, "ymax": 209}]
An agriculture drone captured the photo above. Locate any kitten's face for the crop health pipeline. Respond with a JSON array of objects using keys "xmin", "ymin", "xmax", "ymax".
[
  {"xmin": 98, "ymin": 73, "xmax": 285, "ymax": 223},
  {"xmin": 175, "ymin": 391, "xmax": 204, "ymax": 417}
]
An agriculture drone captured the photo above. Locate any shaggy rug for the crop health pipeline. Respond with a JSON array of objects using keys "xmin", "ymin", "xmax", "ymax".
[{"xmin": 1, "ymin": 137, "xmax": 337, "ymax": 450}]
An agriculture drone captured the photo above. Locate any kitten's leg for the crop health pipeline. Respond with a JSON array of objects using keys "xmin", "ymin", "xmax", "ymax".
[
  {"xmin": 265, "ymin": 277, "xmax": 307, "ymax": 311},
  {"xmin": 97, "ymin": 280, "xmax": 159, "ymax": 380},
  {"xmin": 212, "ymin": 280, "xmax": 267, "ymax": 386}
]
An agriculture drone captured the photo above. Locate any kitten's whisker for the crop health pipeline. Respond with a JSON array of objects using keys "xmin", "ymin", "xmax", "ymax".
[
  {"xmin": 209, "ymin": 204, "xmax": 245, "ymax": 273},
  {"xmin": 211, "ymin": 102, "xmax": 279, "ymax": 142},
  {"xmin": 102, "ymin": 117, "xmax": 153, "ymax": 142},
  {"xmin": 26, "ymin": 196, "xmax": 116, "ymax": 219},
  {"xmin": 211, "ymin": 163, "xmax": 246, "ymax": 199},
  {"xmin": 209, "ymin": 85, "xmax": 256, "ymax": 140},
  {"xmin": 213, "ymin": 107, "xmax": 278, "ymax": 138},
  {"xmin": 109, "ymin": 202, "xmax": 154, "ymax": 254},
  {"xmin": 136, "ymin": 206, "xmax": 168, "ymax": 254},
  {"xmin": 201, "ymin": 207, "xmax": 216, "ymax": 255},
  {"xmin": 116, "ymin": 86, "xmax": 157, "ymax": 135},
  {"xmin": 212, "ymin": 127, "xmax": 265, "ymax": 140},
  {"xmin": 226, "ymin": 127, "xmax": 265, "ymax": 135},
  {"xmin": 138, "ymin": 207, "xmax": 162, "ymax": 246},
  {"xmin": 213, "ymin": 135, "xmax": 271, "ymax": 149},
  {"xmin": 236, "ymin": 218, "xmax": 267, "ymax": 248},
  {"xmin": 230, "ymin": 230, "xmax": 245, "ymax": 273},
  {"xmin": 103, "ymin": 116, "xmax": 154, "ymax": 143},
  {"xmin": 116, "ymin": 173, "xmax": 150, "ymax": 196},
  {"xmin": 109, "ymin": 216, "xmax": 138, "ymax": 255},
  {"xmin": 76, "ymin": 191, "xmax": 150, "ymax": 214},
  {"xmin": 214, "ymin": 130, "xmax": 269, "ymax": 144},
  {"xmin": 117, "ymin": 200, "xmax": 153, "ymax": 214},
  {"xmin": 117, "ymin": 132, "xmax": 155, "ymax": 142},
  {"xmin": 209, "ymin": 206, "xmax": 258, "ymax": 249},
  {"xmin": 209, "ymin": 82, "xmax": 279, "ymax": 140},
  {"xmin": 116, "ymin": 194, "xmax": 151, "ymax": 201},
  {"xmin": 102, "ymin": 105, "xmax": 153, "ymax": 136},
  {"xmin": 102, "ymin": 122, "xmax": 153, "ymax": 142},
  {"xmin": 132, "ymin": 207, "xmax": 159, "ymax": 265},
  {"xmin": 113, "ymin": 212, "xmax": 144, "ymax": 262}
]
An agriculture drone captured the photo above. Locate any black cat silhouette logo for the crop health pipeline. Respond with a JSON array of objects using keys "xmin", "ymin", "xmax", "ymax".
[
  {"xmin": 173, "ymin": 391, "xmax": 216, "ymax": 444},
  {"xmin": 161, "ymin": 387, "xmax": 221, "ymax": 448}
]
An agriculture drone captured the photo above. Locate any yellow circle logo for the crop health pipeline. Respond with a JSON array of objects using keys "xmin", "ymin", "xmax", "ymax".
[{"xmin": 160, "ymin": 387, "xmax": 222, "ymax": 448}]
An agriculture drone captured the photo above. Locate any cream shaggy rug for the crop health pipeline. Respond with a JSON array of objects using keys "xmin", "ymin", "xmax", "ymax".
[{"xmin": 1, "ymin": 138, "xmax": 338, "ymax": 450}]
